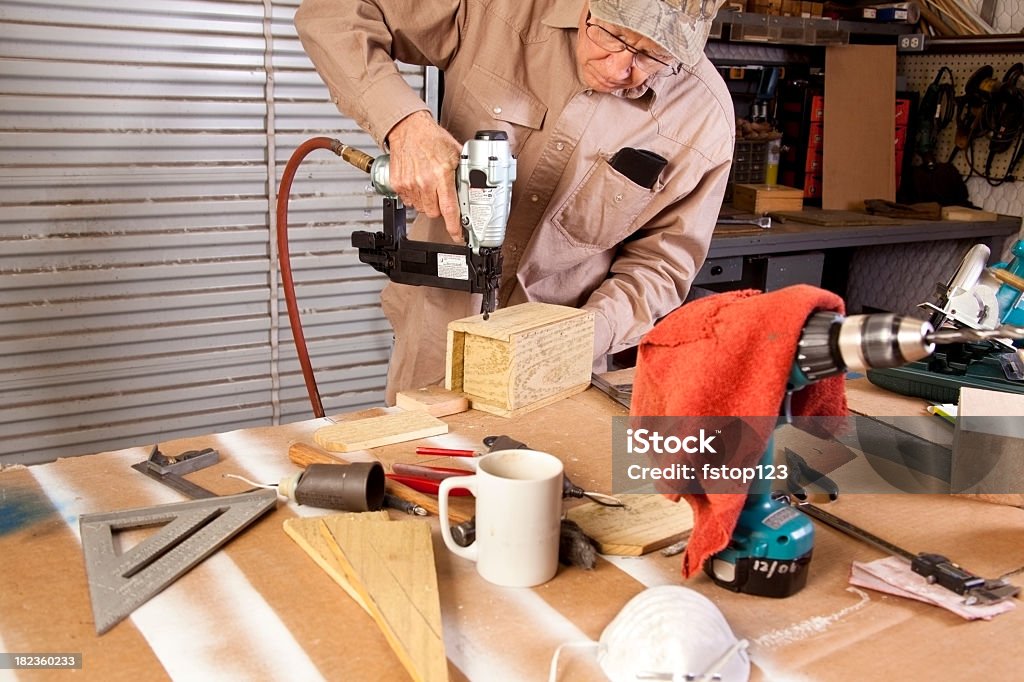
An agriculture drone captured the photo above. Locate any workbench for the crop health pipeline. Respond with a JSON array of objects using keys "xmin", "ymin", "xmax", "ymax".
[
  {"xmin": 2, "ymin": 381, "xmax": 1022, "ymax": 681},
  {"xmin": 700, "ymin": 212, "xmax": 1021, "ymax": 297}
]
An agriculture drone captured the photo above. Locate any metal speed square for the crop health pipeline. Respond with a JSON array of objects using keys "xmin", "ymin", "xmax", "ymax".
[
  {"xmin": 131, "ymin": 445, "xmax": 220, "ymax": 499},
  {"xmin": 79, "ymin": 489, "xmax": 277, "ymax": 634}
]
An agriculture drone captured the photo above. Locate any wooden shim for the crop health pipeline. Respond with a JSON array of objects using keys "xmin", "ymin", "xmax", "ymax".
[
  {"xmin": 281, "ymin": 511, "xmax": 389, "ymax": 614},
  {"xmin": 395, "ymin": 385, "xmax": 470, "ymax": 418},
  {"xmin": 321, "ymin": 517, "xmax": 448, "ymax": 682},
  {"xmin": 314, "ymin": 411, "xmax": 448, "ymax": 453},
  {"xmin": 566, "ymin": 495, "xmax": 695, "ymax": 556},
  {"xmin": 288, "ymin": 441, "xmax": 347, "ymax": 469}
]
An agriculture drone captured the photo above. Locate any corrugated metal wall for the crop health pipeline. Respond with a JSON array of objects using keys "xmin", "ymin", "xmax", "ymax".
[{"xmin": 1, "ymin": 0, "xmax": 409, "ymax": 464}]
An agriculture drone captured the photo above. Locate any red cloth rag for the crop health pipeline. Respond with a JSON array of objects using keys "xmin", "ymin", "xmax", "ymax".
[{"xmin": 630, "ymin": 285, "xmax": 849, "ymax": 578}]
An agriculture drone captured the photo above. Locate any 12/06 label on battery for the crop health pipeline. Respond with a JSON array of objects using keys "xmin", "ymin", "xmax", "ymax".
[{"xmin": 437, "ymin": 253, "xmax": 469, "ymax": 280}]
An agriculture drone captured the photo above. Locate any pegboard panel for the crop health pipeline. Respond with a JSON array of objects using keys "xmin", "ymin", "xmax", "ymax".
[{"xmin": 898, "ymin": 52, "xmax": 1023, "ymax": 182}]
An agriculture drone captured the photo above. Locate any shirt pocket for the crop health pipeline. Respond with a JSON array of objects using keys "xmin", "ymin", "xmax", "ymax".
[
  {"xmin": 448, "ymin": 64, "xmax": 546, "ymax": 154},
  {"xmin": 551, "ymin": 155, "xmax": 663, "ymax": 251}
]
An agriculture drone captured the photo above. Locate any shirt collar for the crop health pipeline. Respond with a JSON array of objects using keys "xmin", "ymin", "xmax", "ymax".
[{"xmin": 613, "ymin": 83, "xmax": 656, "ymax": 104}]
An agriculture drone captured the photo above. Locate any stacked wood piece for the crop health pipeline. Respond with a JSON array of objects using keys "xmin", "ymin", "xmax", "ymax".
[{"xmin": 917, "ymin": 0, "xmax": 997, "ymax": 36}]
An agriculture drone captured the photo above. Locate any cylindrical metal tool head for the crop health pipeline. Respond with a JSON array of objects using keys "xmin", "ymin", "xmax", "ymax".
[{"xmin": 291, "ymin": 462, "xmax": 386, "ymax": 512}]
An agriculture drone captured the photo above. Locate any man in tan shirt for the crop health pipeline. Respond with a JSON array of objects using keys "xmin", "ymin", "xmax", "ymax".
[{"xmin": 295, "ymin": 0, "xmax": 734, "ymax": 403}]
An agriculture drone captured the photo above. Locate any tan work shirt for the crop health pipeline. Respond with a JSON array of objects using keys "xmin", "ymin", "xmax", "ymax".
[{"xmin": 295, "ymin": 0, "xmax": 734, "ymax": 403}]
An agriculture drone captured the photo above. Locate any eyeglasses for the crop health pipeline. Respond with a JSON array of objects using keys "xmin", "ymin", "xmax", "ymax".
[{"xmin": 584, "ymin": 13, "xmax": 681, "ymax": 77}]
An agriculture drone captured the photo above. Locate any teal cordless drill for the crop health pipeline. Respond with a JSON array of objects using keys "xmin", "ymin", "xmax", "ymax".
[
  {"xmin": 705, "ymin": 311, "xmax": 939, "ymax": 597},
  {"xmin": 708, "ymin": 243, "xmax": 1024, "ymax": 597}
]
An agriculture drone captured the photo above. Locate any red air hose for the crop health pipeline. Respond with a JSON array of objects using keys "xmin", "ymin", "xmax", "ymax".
[{"xmin": 277, "ymin": 136, "xmax": 341, "ymax": 418}]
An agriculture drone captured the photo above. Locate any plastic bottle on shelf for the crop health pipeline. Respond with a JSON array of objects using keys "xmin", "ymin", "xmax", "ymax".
[{"xmin": 765, "ymin": 135, "xmax": 781, "ymax": 185}]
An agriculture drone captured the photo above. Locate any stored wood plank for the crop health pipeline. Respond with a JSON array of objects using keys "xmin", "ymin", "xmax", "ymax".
[
  {"xmin": 823, "ymin": 45, "xmax": 896, "ymax": 210},
  {"xmin": 941, "ymin": 206, "xmax": 999, "ymax": 222}
]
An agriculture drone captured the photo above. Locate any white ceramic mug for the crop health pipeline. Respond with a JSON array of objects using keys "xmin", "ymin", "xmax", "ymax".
[{"xmin": 438, "ymin": 449, "xmax": 564, "ymax": 587}]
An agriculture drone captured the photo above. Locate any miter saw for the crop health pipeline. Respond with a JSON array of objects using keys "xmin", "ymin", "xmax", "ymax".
[{"xmin": 866, "ymin": 239, "xmax": 1024, "ymax": 403}]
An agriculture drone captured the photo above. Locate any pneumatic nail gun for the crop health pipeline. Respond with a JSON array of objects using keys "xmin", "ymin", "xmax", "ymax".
[{"xmin": 342, "ymin": 130, "xmax": 517, "ymax": 319}]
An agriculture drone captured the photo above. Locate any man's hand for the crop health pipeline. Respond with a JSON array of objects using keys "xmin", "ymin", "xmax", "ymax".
[{"xmin": 386, "ymin": 111, "xmax": 463, "ymax": 242}]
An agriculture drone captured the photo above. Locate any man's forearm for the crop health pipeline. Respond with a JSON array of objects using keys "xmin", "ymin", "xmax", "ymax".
[
  {"xmin": 582, "ymin": 171, "xmax": 729, "ymax": 359},
  {"xmin": 294, "ymin": 0, "xmax": 459, "ymax": 146}
]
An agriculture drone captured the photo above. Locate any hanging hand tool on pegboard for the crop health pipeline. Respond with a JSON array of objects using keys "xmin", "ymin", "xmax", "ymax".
[{"xmin": 951, "ymin": 63, "xmax": 1024, "ymax": 185}]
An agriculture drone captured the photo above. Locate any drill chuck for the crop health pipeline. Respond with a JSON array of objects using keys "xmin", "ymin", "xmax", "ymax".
[
  {"xmin": 838, "ymin": 314, "xmax": 935, "ymax": 372},
  {"xmin": 797, "ymin": 311, "xmax": 936, "ymax": 382}
]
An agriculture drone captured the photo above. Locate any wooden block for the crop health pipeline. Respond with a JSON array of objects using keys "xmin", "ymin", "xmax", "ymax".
[
  {"xmin": 445, "ymin": 302, "xmax": 594, "ymax": 418},
  {"xmin": 314, "ymin": 411, "xmax": 448, "ymax": 453},
  {"xmin": 281, "ymin": 511, "xmax": 389, "ymax": 614},
  {"xmin": 941, "ymin": 205, "xmax": 999, "ymax": 222},
  {"xmin": 566, "ymin": 494, "xmax": 694, "ymax": 556},
  {"xmin": 321, "ymin": 517, "xmax": 448, "ymax": 682},
  {"xmin": 951, "ymin": 387, "xmax": 1024, "ymax": 505},
  {"xmin": 732, "ymin": 184, "xmax": 804, "ymax": 214},
  {"xmin": 395, "ymin": 385, "xmax": 470, "ymax": 417}
]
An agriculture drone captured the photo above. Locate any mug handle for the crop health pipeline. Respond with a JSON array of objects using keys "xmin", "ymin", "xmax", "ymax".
[{"xmin": 439, "ymin": 475, "xmax": 478, "ymax": 562}]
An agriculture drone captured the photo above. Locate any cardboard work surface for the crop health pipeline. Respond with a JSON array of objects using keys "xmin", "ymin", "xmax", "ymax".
[{"xmin": 2, "ymin": 386, "xmax": 1023, "ymax": 681}]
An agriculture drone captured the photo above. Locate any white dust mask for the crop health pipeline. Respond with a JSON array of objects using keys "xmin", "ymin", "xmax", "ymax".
[{"xmin": 597, "ymin": 585, "xmax": 750, "ymax": 682}]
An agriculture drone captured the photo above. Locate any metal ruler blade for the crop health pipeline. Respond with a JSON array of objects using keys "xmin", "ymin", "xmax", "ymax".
[
  {"xmin": 796, "ymin": 501, "xmax": 916, "ymax": 561},
  {"xmin": 79, "ymin": 489, "xmax": 277, "ymax": 634}
]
